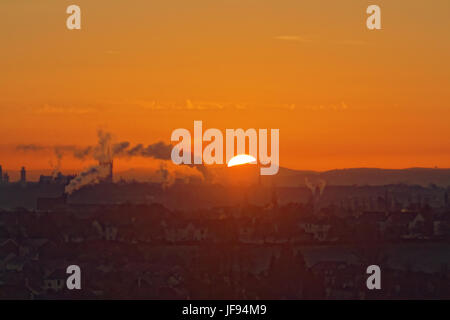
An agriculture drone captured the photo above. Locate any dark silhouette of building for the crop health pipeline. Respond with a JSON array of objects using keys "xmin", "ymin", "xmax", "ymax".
[
  {"xmin": 36, "ymin": 194, "xmax": 67, "ymax": 211},
  {"xmin": 3, "ymin": 172, "xmax": 9, "ymax": 184},
  {"xmin": 20, "ymin": 166, "xmax": 26, "ymax": 185},
  {"xmin": 99, "ymin": 160, "xmax": 113, "ymax": 183},
  {"xmin": 39, "ymin": 172, "xmax": 75, "ymax": 185},
  {"xmin": 445, "ymin": 191, "xmax": 449, "ymax": 208}
]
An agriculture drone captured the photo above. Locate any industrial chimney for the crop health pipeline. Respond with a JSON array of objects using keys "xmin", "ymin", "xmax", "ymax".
[
  {"xmin": 99, "ymin": 160, "xmax": 113, "ymax": 183},
  {"xmin": 20, "ymin": 166, "xmax": 26, "ymax": 185}
]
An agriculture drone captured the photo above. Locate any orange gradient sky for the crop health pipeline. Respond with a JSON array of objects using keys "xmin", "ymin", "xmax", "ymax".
[{"xmin": 0, "ymin": 0, "xmax": 449, "ymax": 174}]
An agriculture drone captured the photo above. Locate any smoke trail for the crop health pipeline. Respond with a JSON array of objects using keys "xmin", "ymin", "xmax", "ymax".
[
  {"xmin": 132, "ymin": 141, "xmax": 172, "ymax": 159},
  {"xmin": 65, "ymin": 130, "xmax": 115, "ymax": 194},
  {"xmin": 65, "ymin": 165, "xmax": 111, "ymax": 194},
  {"xmin": 318, "ymin": 179, "xmax": 327, "ymax": 195},
  {"xmin": 17, "ymin": 131, "xmax": 211, "ymax": 191},
  {"xmin": 116, "ymin": 141, "xmax": 172, "ymax": 160},
  {"xmin": 93, "ymin": 130, "xmax": 112, "ymax": 162},
  {"xmin": 17, "ymin": 139, "xmax": 173, "ymax": 162},
  {"xmin": 304, "ymin": 177, "xmax": 327, "ymax": 196},
  {"xmin": 157, "ymin": 162, "xmax": 175, "ymax": 189},
  {"xmin": 16, "ymin": 144, "xmax": 47, "ymax": 152},
  {"xmin": 112, "ymin": 141, "xmax": 130, "ymax": 156},
  {"xmin": 305, "ymin": 177, "xmax": 315, "ymax": 194},
  {"xmin": 71, "ymin": 140, "xmax": 172, "ymax": 161},
  {"xmin": 51, "ymin": 147, "xmax": 64, "ymax": 178},
  {"xmin": 73, "ymin": 146, "xmax": 93, "ymax": 160},
  {"xmin": 157, "ymin": 161, "xmax": 205, "ymax": 189}
]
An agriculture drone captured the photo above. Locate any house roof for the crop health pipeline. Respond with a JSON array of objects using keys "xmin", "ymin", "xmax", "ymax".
[
  {"xmin": 387, "ymin": 212, "xmax": 418, "ymax": 225},
  {"xmin": 311, "ymin": 261, "xmax": 347, "ymax": 273},
  {"xmin": 435, "ymin": 213, "xmax": 450, "ymax": 222},
  {"xmin": 359, "ymin": 211, "xmax": 387, "ymax": 223}
]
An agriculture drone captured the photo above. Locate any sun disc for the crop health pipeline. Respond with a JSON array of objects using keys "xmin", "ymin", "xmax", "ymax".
[{"xmin": 227, "ymin": 154, "xmax": 257, "ymax": 167}]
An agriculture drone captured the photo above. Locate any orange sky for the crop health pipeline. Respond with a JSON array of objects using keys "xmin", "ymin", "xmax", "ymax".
[{"xmin": 0, "ymin": 0, "xmax": 449, "ymax": 174}]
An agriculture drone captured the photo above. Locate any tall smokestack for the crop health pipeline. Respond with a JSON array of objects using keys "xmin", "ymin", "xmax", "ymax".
[
  {"xmin": 99, "ymin": 160, "xmax": 113, "ymax": 183},
  {"xmin": 4, "ymin": 172, "xmax": 9, "ymax": 184},
  {"xmin": 20, "ymin": 166, "xmax": 26, "ymax": 185},
  {"xmin": 109, "ymin": 159, "xmax": 113, "ymax": 182},
  {"xmin": 0, "ymin": 165, "xmax": 2, "ymax": 184}
]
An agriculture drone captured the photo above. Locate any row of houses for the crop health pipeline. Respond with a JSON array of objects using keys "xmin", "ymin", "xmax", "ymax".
[{"xmin": 2, "ymin": 204, "xmax": 450, "ymax": 246}]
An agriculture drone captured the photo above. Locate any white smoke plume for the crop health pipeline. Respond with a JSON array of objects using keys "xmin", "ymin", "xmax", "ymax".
[
  {"xmin": 93, "ymin": 130, "xmax": 113, "ymax": 162},
  {"xmin": 304, "ymin": 177, "xmax": 327, "ymax": 196},
  {"xmin": 65, "ymin": 164, "xmax": 111, "ymax": 194},
  {"xmin": 305, "ymin": 177, "xmax": 315, "ymax": 194},
  {"xmin": 318, "ymin": 179, "xmax": 327, "ymax": 195},
  {"xmin": 51, "ymin": 147, "xmax": 63, "ymax": 178},
  {"xmin": 157, "ymin": 162, "xmax": 175, "ymax": 189},
  {"xmin": 65, "ymin": 130, "xmax": 115, "ymax": 194},
  {"xmin": 18, "ymin": 130, "xmax": 210, "ymax": 192},
  {"xmin": 157, "ymin": 161, "xmax": 205, "ymax": 189}
]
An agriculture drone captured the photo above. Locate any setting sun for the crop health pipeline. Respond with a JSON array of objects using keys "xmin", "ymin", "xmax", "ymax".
[{"xmin": 227, "ymin": 154, "xmax": 257, "ymax": 167}]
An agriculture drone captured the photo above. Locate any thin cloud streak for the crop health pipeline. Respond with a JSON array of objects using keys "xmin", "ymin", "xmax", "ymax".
[{"xmin": 274, "ymin": 35, "xmax": 313, "ymax": 43}]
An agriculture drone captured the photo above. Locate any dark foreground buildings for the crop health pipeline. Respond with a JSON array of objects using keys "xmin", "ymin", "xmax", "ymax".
[{"xmin": 0, "ymin": 180, "xmax": 450, "ymax": 299}]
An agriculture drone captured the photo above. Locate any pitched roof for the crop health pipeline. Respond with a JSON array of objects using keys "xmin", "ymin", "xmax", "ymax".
[
  {"xmin": 387, "ymin": 212, "xmax": 417, "ymax": 225},
  {"xmin": 359, "ymin": 211, "xmax": 387, "ymax": 223}
]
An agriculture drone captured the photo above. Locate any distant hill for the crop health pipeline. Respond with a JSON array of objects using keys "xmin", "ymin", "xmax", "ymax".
[
  {"xmin": 272, "ymin": 167, "xmax": 450, "ymax": 187},
  {"xmin": 6, "ymin": 167, "xmax": 450, "ymax": 187},
  {"xmin": 116, "ymin": 166, "xmax": 450, "ymax": 187}
]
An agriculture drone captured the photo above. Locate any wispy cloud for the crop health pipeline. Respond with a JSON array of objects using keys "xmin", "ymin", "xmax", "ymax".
[
  {"xmin": 16, "ymin": 144, "xmax": 48, "ymax": 152},
  {"xmin": 128, "ymin": 100, "xmax": 293, "ymax": 111},
  {"xmin": 34, "ymin": 104, "xmax": 96, "ymax": 115},
  {"xmin": 124, "ymin": 99, "xmax": 229, "ymax": 111},
  {"xmin": 107, "ymin": 99, "xmax": 349, "ymax": 112},
  {"xmin": 105, "ymin": 50, "xmax": 120, "ymax": 55},
  {"xmin": 274, "ymin": 35, "xmax": 313, "ymax": 43},
  {"xmin": 303, "ymin": 101, "xmax": 349, "ymax": 111},
  {"xmin": 332, "ymin": 40, "xmax": 368, "ymax": 46},
  {"xmin": 275, "ymin": 35, "xmax": 368, "ymax": 46},
  {"xmin": 185, "ymin": 99, "xmax": 225, "ymax": 110}
]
